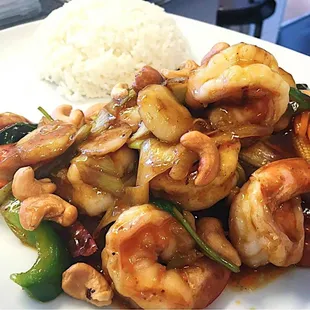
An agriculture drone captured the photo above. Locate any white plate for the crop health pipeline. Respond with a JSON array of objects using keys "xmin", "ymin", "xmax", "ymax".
[{"xmin": 0, "ymin": 15, "xmax": 310, "ymax": 310}]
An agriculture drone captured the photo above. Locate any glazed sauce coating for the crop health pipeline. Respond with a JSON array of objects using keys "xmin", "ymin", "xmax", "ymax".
[{"xmin": 229, "ymin": 265, "xmax": 292, "ymax": 291}]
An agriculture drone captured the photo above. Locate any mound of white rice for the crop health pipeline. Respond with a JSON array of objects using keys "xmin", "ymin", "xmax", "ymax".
[{"xmin": 37, "ymin": 0, "xmax": 191, "ymax": 100}]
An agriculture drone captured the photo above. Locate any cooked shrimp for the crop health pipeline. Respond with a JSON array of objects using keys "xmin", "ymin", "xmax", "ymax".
[
  {"xmin": 102, "ymin": 204, "xmax": 230, "ymax": 309},
  {"xmin": 0, "ymin": 144, "xmax": 23, "ymax": 183},
  {"xmin": 229, "ymin": 158, "xmax": 310, "ymax": 267},
  {"xmin": 16, "ymin": 120, "xmax": 76, "ymax": 164},
  {"xmin": 151, "ymin": 140, "xmax": 240, "ymax": 211},
  {"xmin": 0, "ymin": 112, "xmax": 28, "ymax": 130},
  {"xmin": 200, "ymin": 42, "xmax": 230, "ymax": 66},
  {"xmin": 278, "ymin": 67, "xmax": 296, "ymax": 87},
  {"xmin": 186, "ymin": 43, "xmax": 289, "ymax": 128}
]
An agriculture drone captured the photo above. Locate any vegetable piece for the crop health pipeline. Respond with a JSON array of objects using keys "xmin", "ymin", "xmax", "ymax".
[
  {"xmin": 91, "ymin": 109, "xmax": 115, "ymax": 135},
  {"xmin": 236, "ymin": 162, "xmax": 246, "ymax": 187},
  {"xmin": 79, "ymin": 124, "xmax": 132, "ymax": 157},
  {"xmin": 166, "ymin": 77, "xmax": 188, "ymax": 104},
  {"xmin": 297, "ymin": 84, "xmax": 309, "ymax": 90},
  {"xmin": 137, "ymin": 138, "xmax": 178, "ymax": 185},
  {"xmin": 38, "ymin": 106, "xmax": 54, "ymax": 121},
  {"xmin": 0, "ymin": 181, "xmax": 12, "ymax": 205},
  {"xmin": 292, "ymin": 112, "xmax": 310, "ymax": 162},
  {"xmin": 0, "ymin": 179, "xmax": 8, "ymax": 188},
  {"xmin": 0, "ymin": 123, "xmax": 37, "ymax": 145},
  {"xmin": 93, "ymin": 183, "xmax": 149, "ymax": 238},
  {"xmin": 93, "ymin": 204, "xmax": 128, "ymax": 239},
  {"xmin": 151, "ymin": 198, "xmax": 240, "ymax": 273},
  {"xmin": 137, "ymin": 85, "xmax": 193, "ymax": 143},
  {"xmin": 289, "ymin": 87, "xmax": 310, "ymax": 114},
  {"xmin": 293, "ymin": 135, "xmax": 310, "ymax": 162},
  {"xmin": 75, "ymin": 163, "xmax": 124, "ymax": 196},
  {"xmin": 1, "ymin": 197, "xmax": 71, "ymax": 302},
  {"xmin": 239, "ymin": 141, "xmax": 284, "ymax": 168},
  {"xmin": 67, "ymin": 221, "xmax": 98, "ymax": 257},
  {"xmin": 127, "ymin": 122, "xmax": 152, "ymax": 150},
  {"xmin": 72, "ymin": 154, "xmax": 119, "ymax": 176}
]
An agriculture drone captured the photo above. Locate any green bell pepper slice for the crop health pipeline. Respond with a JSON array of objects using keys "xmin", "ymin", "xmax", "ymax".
[{"xmin": 1, "ymin": 197, "xmax": 71, "ymax": 302}]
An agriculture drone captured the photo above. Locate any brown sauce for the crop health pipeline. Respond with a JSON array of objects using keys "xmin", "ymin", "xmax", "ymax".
[
  {"xmin": 298, "ymin": 207, "xmax": 310, "ymax": 267},
  {"xmin": 229, "ymin": 264, "xmax": 292, "ymax": 291}
]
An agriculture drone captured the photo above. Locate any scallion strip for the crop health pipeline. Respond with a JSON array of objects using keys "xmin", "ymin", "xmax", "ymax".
[
  {"xmin": 151, "ymin": 198, "xmax": 240, "ymax": 273},
  {"xmin": 37, "ymin": 106, "xmax": 54, "ymax": 122}
]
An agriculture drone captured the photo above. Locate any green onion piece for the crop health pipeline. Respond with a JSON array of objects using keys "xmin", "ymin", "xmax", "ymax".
[
  {"xmin": 37, "ymin": 106, "xmax": 54, "ymax": 122},
  {"xmin": 289, "ymin": 87, "xmax": 310, "ymax": 114},
  {"xmin": 151, "ymin": 198, "xmax": 240, "ymax": 273}
]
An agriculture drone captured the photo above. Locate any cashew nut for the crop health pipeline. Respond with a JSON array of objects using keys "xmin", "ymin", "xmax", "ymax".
[
  {"xmin": 160, "ymin": 60, "xmax": 199, "ymax": 79},
  {"xmin": 53, "ymin": 104, "xmax": 85, "ymax": 128},
  {"xmin": 133, "ymin": 65, "xmax": 163, "ymax": 92},
  {"xmin": 62, "ymin": 263, "xmax": 113, "ymax": 307},
  {"xmin": 111, "ymin": 83, "xmax": 129, "ymax": 103},
  {"xmin": 197, "ymin": 217, "xmax": 241, "ymax": 266},
  {"xmin": 180, "ymin": 131, "xmax": 220, "ymax": 186},
  {"xmin": 19, "ymin": 194, "xmax": 78, "ymax": 231},
  {"xmin": 12, "ymin": 166, "xmax": 56, "ymax": 201}
]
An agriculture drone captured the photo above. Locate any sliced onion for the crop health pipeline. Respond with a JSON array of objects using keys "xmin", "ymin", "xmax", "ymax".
[
  {"xmin": 76, "ymin": 163, "xmax": 124, "ymax": 196},
  {"xmin": 72, "ymin": 154, "xmax": 119, "ymax": 177},
  {"xmin": 93, "ymin": 204, "xmax": 129, "ymax": 239},
  {"xmin": 79, "ymin": 124, "xmax": 132, "ymax": 157},
  {"xmin": 91, "ymin": 108, "xmax": 116, "ymax": 135},
  {"xmin": 93, "ymin": 183, "xmax": 149, "ymax": 238},
  {"xmin": 118, "ymin": 106, "xmax": 141, "ymax": 132},
  {"xmin": 128, "ymin": 122, "xmax": 151, "ymax": 143},
  {"xmin": 240, "ymin": 141, "xmax": 284, "ymax": 168},
  {"xmin": 230, "ymin": 125, "xmax": 274, "ymax": 138},
  {"xmin": 136, "ymin": 138, "xmax": 178, "ymax": 186},
  {"xmin": 123, "ymin": 182, "xmax": 149, "ymax": 206},
  {"xmin": 208, "ymin": 125, "xmax": 273, "ymax": 146},
  {"xmin": 236, "ymin": 162, "xmax": 246, "ymax": 186}
]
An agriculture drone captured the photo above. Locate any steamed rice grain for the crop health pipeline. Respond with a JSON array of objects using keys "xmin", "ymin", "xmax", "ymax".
[{"xmin": 37, "ymin": 0, "xmax": 191, "ymax": 100}]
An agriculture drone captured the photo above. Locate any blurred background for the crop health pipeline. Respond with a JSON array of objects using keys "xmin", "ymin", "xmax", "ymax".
[{"xmin": 1, "ymin": 0, "xmax": 310, "ymax": 55}]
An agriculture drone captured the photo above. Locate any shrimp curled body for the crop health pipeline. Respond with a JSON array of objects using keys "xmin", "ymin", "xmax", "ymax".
[
  {"xmin": 186, "ymin": 43, "xmax": 290, "ymax": 128},
  {"xmin": 229, "ymin": 158, "xmax": 310, "ymax": 268},
  {"xmin": 102, "ymin": 204, "xmax": 230, "ymax": 309}
]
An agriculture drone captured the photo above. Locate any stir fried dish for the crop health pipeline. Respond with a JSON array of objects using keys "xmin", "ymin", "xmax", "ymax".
[{"xmin": 1, "ymin": 42, "xmax": 310, "ymax": 309}]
